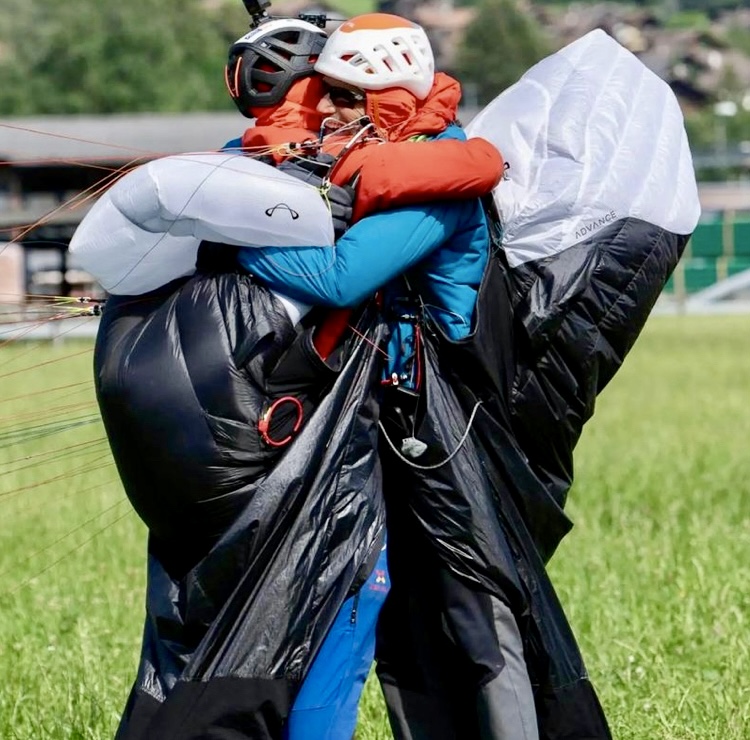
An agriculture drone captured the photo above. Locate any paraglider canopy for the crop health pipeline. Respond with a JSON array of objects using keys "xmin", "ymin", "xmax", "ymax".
[
  {"xmin": 467, "ymin": 29, "xmax": 700, "ymax": 267},
  {"xmin": 68, "ymin": 153, "xmax": 335, "ymax": 295}
]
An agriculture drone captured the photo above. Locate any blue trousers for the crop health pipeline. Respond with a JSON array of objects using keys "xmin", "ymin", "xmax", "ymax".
[{"xmin": 285, "ymin": 545, "xmax": 389, "ymax": 740}]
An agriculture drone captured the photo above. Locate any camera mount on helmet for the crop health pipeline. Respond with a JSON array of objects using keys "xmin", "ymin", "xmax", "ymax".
[
  {"xmin": 242, "ymin": 0, "xmax": 272, "ymax": 28},
  {"xmin": 241, "ymin": 0, "xmax": 333, "ymax": 31},
  {"xmin": 297, "ymin": 13, "xmax": 329, "ymax": 29}
]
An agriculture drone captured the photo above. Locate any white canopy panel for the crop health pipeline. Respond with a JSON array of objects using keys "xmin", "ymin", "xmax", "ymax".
[
  {"xmin": 467, "ymin": 29, "xmax": 701, "ymax": 267},
  {"xmin": 69, "ymin": 153, "xmax": 334, "ymax": 295}
]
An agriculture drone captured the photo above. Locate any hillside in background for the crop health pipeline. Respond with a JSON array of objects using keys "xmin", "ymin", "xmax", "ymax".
[
  {"xmin": 1, "ymin": 0, "xmax": 749, "ymax": 176},
  {"xmin": 380, "ymin": 0, "xmax": 750, "ymax": 175}
]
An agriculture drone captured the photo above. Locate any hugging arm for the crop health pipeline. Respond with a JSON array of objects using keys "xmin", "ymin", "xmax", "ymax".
[
  {"xmin": 237, "ymin": 200, "xmax": 479, "ymax": 307},
  {"xmin": 349, "ymin": 135, "xmax": 503, "ymax": 221}
]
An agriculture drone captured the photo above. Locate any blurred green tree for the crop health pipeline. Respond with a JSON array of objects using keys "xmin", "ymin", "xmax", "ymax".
[
  {"xmin": 455, "ymin": 0, "xmax": 552, "ymax": 105},
  {"xmin": 0, "ymin": 0, "xmax": 249, "ymax": 114}
]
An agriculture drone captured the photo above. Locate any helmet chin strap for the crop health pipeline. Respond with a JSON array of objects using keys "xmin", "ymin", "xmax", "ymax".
[
  {"xmin": 318, "ymin": 115, "xmax": 372, "ymax": 140},
  {"xmin": 320, "ymin": 118, "xmax": 383, "ymax": 187}
]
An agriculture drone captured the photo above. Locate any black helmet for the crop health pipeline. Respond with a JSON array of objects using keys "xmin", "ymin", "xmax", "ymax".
[{"xmin": 225, "ymin": 18, "xmax": 327, "ymax": 115}]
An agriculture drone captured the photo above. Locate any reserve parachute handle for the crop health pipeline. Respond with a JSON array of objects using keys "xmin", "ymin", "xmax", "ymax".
[{"xmin": 258, "ymin": 396, "xmax": 304, "ymax": 447}]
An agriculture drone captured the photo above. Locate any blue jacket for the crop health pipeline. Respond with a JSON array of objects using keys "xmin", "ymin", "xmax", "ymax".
[
  {"xmin": 236, "ymin": 126, "xmax": 490, "ymax": 388},
  {"xmin": 238, "ymin": 200, "xmax": 487, "ymax": 333},
  {"xmin": 239, "ymin": 117, "xmax": 488, "ymax": 339},
  {"xmin": 233, "ymin": 125, "xmax": 489, "ymax": 342}
]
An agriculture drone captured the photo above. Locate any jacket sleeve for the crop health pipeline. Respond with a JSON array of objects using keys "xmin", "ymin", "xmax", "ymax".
[
  {"xmin": 221, "ymin": 137, "xmax": 244, "ymax": 152},
  {"xmin": 237, "ymin": 200, "xmax": 479, "ymax": 307},
  {"xmin": 344, "ymin": 127, "xmax": 504, "ymax": 222}
]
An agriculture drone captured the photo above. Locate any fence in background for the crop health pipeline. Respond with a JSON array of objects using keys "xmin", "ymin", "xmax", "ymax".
[{"xmin": 667, "ymin": 211, "xmax": 750, "ymax": 299}]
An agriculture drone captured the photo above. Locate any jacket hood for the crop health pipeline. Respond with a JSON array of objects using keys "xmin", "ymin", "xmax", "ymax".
[
  {"xmin": 242, "ymin": 76, "xmax": 323, "ymax": 158},
  {"xmin": 249, "ymin": 76, "xmax": 324, "ymax": 131},
  {"xmin": 365, "ymin": 72, "xmax": 462, "ymax": 142}
]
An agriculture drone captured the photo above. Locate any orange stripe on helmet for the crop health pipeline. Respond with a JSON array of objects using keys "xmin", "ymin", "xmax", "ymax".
[
  {"xmin": 338, "ymin": 13, "xmax": 417, "ymax": 33},
  {"xmin": 234, "ymin": 57, "xmax": 243, "ymax": 97},
  {"xmin": 224, "ymin": 56, "xmax": 243, "ymax": 99},
  {"xmin": 224, "ymin": 64, "xmax": 234, "ymax": 97}
]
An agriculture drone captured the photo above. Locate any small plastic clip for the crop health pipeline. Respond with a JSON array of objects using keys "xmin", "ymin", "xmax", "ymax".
[
  {"xmin": 380, "ymin": 373, "xmax": 400, "ymax": 387},
  {"xmin": 400, "ymin": 437, "xmax": 428, "ymax": 459}
]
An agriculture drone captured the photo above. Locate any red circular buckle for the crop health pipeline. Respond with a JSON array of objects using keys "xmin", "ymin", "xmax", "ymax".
[{"xmin": 258, "ymin": 396, "xmax": 304, "ymax": 448}]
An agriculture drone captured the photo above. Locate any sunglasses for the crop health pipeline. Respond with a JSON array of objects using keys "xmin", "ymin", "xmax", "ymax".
[{"xmin": 323, "ymin": 82, "xmax": 366, "ymax": 108}]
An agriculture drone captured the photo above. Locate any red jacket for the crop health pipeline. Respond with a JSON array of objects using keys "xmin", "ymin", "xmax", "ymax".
[
  {"xmin": 241, "ymin": 73, "xmax": 504, "ymax": 222},
  {"xmin": 242, "ymin": 76, "xmax": 325, "ymax": 160}
]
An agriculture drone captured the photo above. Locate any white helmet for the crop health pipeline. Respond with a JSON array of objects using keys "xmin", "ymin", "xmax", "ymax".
[{"xmin": 314, "ymin": 13, "xmax": 435, "ymax": 100}]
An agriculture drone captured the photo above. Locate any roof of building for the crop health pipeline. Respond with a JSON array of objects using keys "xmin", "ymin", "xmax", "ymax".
[
  {"xmin": 0, "ymin": 108, "xmax": 483, "ymax": 165},
  {"xmin": 0, "ymin": 112, "xmax": 245, "ymax": 164}
]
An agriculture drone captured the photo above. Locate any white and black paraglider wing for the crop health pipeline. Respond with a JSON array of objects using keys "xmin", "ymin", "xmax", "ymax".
[
  {"xmin": 467, "ymin": 28, "xmax": 700, "ymax": 266},
  {"xmin": 68, "ymin": 152, "xmax": 335, "ymax": 296},
  {"xmin": 466, "ymin": 29, "xmax": 701, "ymax": 509}
]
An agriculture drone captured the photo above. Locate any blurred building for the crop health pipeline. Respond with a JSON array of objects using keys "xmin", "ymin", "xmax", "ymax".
[
  {"xmin": 0, "ymin": 242, "xmax": 23, "ymax": 301},
  {"xmin": 379, "ymin": 0, "xmax": 476, "ymax": 74},
  {"xmin": 0, "ymin": 112, "xmax": 241, "ymax": 299}
]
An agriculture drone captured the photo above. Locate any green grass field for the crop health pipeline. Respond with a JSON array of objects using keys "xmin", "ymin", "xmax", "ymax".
[{"xmin": 1, "ymin": 314, "xmax": 748, "ymax": 739}]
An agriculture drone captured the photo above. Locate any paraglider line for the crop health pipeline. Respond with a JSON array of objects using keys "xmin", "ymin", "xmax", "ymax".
[
  {"xmin": 0, "ymin": 346, "xmax": 93, "ymax": 379},
  {"xmin": 0, "ymin": 497, "xmax": 126, "ymax": 583},
  {"xmin": 378, "ymin": 401, "xmax": 483, "ymax": 470},
  {"xmin": 0, "ymin": 399, "xmax": 98, "ymax": 436},
  {"xmin": 0, "ymin": 380, "xmax": 93, "ymax": 406},
  {"xmin": 345, "ymin": 323, "xmax": 390, "ymax": 359},
  {"xmin": 0, "ymin": 455, "xmax": 114, "ymax": 501},
  {"xmin": 7, "ymin": 505, "xmax": 133, "ymax": 595},
  {"xmin": 0, "ymin": 416, "xmax": 100, "ymax": 450},
  {"xmin": 10, "ymin": 476, "xmax": 117, "ymax": 517},
  {"xmin": 0, "ymin": 437, "xmax": 107, "ymax": 477}
]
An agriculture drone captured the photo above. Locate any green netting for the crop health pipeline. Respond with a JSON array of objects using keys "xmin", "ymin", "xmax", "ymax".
[
  {"xmin": 683, "ymin": 258, "xmax": 719, "ymax": 293},
  {"xmin": 731, "ymin": 221, "xmax": 750, "ymax": 257},
  {"xmin": 688, "ymin": 223, "xmax": 724, "ymax": 258},
  {"xmin": 727, "ymin": 257, "xmax": 750, "ymax": 276}
]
